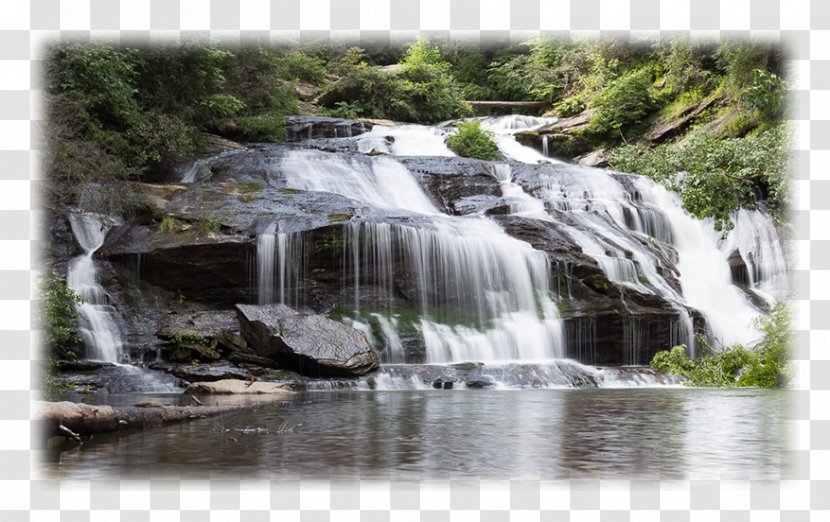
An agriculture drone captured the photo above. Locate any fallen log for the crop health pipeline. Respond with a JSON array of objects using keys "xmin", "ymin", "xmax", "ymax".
[{"xmin": 35, "ymin": 400, "xmax": 250, "ymax": 439}]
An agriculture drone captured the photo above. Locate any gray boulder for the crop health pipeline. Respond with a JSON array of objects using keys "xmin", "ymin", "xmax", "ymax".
[{"xmin": 236, "ymin": 304, "xmax": 380, "ymax": 377}]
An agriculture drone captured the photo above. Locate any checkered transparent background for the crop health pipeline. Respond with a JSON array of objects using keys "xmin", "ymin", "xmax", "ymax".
[{"xmin": 0, "ymin": 0, "xmax": 825, "ymax": 519}]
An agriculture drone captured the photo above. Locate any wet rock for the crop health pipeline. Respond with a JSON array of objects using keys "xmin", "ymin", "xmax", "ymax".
[
  {"xmin": 156, "ymin": 310, "xmax": 240, "ymax": 343},
  {"xmin": 148, "ymin": 362, "xmax": 252, "ymax": 383},
  {"xmin": 399, "ymin": 156, "xmax": 501, "ymax": 214},
  {"xmin": 57, "ymin": 360, "xmax": 115, "ymax": 372},
  {"xmin": 432, "ymin": 378, "xmax": 455, "ymax": 389},
  {"xmin": 285, "ymin": 116, "xmax": 369, "ymax": 142},
  {"xmin": 727, "ymin": 249, "xmax": 750, "ymax": 287},
  {"xmin": 44, "ymin": 211, "xmax": 81, "ymax": 265},
  {"xmin": 56, "ymin": 364, "xmax": 184, "ymax": 394},
  {"xmin": 465, "ymin": 378, "xmax": 496, "ymax": 389},
  {"xmin": 236, "ymin": 304, "xmax": 380, "ymax": 377},
  {"xmin": 575, "ymin": 148, "xmax": 611, "ymax": 168}
]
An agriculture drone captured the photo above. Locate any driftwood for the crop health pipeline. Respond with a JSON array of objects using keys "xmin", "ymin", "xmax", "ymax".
[{"xmin": 35, "ymin": 401, "xmax": 250, "ymax": 439}]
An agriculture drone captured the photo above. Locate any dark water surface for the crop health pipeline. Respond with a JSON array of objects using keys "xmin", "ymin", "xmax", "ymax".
[{"xmin": 42, "ymin": 388, "xmax": 786, "ymax": 480}]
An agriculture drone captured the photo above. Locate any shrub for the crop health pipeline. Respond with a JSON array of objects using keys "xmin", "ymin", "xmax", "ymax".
[
  {"xmin": 556, "ymin": 96, "xmax": 586, "ymax": 117},
  {"xmin": 274, "ymin": 52, "xmax": 328, "ymax": 85},
  {"xmin": 650, "ymin": 303, "xmax": 790, "ymax": 388},
  {"xmin": 588, "ymin": 67, "xmax": 656, "ymax": 136},
  {"xmin": 228, "ymin": 113, "xmax": 288, "ymax": 143},
  {"xmin": 446, "ymin": 120, "xmax": 501, "ymax": 160},
  {"xmin": 42, "ymin": 272, "xmax": 83, "ymax": 355}
]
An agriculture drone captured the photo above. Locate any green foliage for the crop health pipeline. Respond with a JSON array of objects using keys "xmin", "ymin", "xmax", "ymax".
[
  {"xmin": 743, "ymin": 69, "xmax": 786, "ymax": 123},
  {"xmin": 588, "ymin": 67, "xmax": 656, "ymax": 136},
  {"xmin": 49, "ymin": 44, "xmax": 141, "ymax": 127},
  {"xmin": 42, "ymin": 357, "xmax": 70, "ymax": 401},
  {"xmin": 274, "ymin": 52, "xmax": 328, "ymax": 85},
  {"xmin": 159, "ymin": 216, "xmax": 185, "ymax": 233},
  {"xmin": 227, "ymin": 114, "xmax": 288, "ymax": 142},
  {"xmin": 650, "ymin": 303, "xmax": 791, "ymax": 388},
  {"xmin": 196, "ymin": 216, "xmax": 223, "ymax": 235},
  {"xmin": 171, "ymin": 329, "xmax": 219, "ymax": 357},
  {"xmin": 42, "ymin": 273, "xmax": 83, "ymax": 354},
  {"xmin": 320, "ymin": 38, "xmax": 469, "ymax": 124},
  {"xmin": 446, "ymin": 120, "xmax": 501, "ymax": 160},
  {"xmin": 46, "ymin": 44, "xmax": 301, "ymax": 204},
  {"xmin": 556, "ymin": 96, "xmax": 586, "ymax": 117},
  {"xmin": 610, "ymin": 125, "xmax": 789, "ymax": 229},
  {"xmin": 714, "ymin": 42, "xmax": 779, "ymax": 95}
]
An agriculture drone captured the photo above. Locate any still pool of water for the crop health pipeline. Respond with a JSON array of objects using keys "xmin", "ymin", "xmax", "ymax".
[{"xmin": 42, "ymin": 388, "xmax": 787, "ymax": 480}]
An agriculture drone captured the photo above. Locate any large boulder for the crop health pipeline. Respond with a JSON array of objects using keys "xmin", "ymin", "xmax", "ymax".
[{"xmin": 235, "ymin": 304, "xmax": 380, "ymax": 377}]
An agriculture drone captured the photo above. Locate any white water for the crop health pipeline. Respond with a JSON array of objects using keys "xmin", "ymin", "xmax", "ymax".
[
  {"xmin": 359, "ymin": 124, "xmax": 454, "ymax": 157},
  {"xmin": 66, "ymin": 214, "xmax": 123, "ymax": 363},
  {"xmin": 721, "ymin": 208, "xmax": 789, "ymax": 305},
  {"xmin": 278, "ymin": 149, "xmax": 565, "ymax": 363},
  {"xmin": 358, "ymin": 116, "xmax": 560, "ymax": 164},
  {"xmin": 478, "ymin": 115, "xmax": 560, "ymax": 164},
  {"xmin": 266, "ymin": 115, "xmax": 786, "ymax": 363},
  {"xmin": 256, "ymin": 222, "xmax": 277, "ymax": 305},
  {"xmin": 636, "ymin": 179, "xmax": 764, "ymax": 345}
]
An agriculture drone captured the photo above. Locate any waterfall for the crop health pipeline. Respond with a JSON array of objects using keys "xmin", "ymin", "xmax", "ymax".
[
  {"xmin": 721, "ymin": 208, "xmax": 789, "ymax": 305},
  {"xmin": 256, "ymin": 222, "xmax": 277, "ymax": 305},
  {"xmin": 278, "ymin": 150, "xmax": 565, "ymax": 363},
  {"xmin": 542, "ymin": 135, "xmax": 549, "ymax": 157},
  {"xmin": 66, "ymin": 213, "xmax": 123, "ymax": 363},
  {"xmin": 252, "ymin": 116, "xmax": 786, "ymax": 364}
]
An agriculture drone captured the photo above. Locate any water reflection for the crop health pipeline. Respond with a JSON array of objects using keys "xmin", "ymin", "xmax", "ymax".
[{"xmin": 43, "ymin": 388, "xmax": 784, "ymax": 480}]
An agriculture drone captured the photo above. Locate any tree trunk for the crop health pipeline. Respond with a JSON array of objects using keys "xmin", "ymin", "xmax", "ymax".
[{"xmin": 35, "ymin": 401, "xmax": 249, "ymax": 439}]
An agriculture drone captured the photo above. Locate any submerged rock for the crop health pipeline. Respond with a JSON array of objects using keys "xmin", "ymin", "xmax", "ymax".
[{"xmin": 236, "ymin": 304, "xmax": 380, "ymax": 377}]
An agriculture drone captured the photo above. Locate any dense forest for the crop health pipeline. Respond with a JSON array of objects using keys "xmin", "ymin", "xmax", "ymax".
[{"xmin": 47, "ymin": 38, "xmax": 788, "ymax": 229}]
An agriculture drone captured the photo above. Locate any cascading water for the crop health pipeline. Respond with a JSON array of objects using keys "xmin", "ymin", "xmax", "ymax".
[
  {"xmin": 720, "ymin": 208, "xmax": 789, "ymax": 305},
  {"xmin": 478, "ymin": 115, "xmax": 559, "ymax": 164},
  {"xmin": 66, "ymin": 214, "xmax": 123, "ymax": 363},
  {"xmin": 253, "ymin": 115, "xmax": 785, "ymax": 369},
  {"xmin": 256, "ymin": 222, "xmax": 277, "ymax": 305},
  {"xmin": 277, "ymin": 149, "xmax": 565, "ymax": 364}
]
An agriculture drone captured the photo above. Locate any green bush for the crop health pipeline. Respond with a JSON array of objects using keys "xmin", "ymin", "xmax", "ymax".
[
  {"xmin": 225, "ymin": 113, "xmax": 288, "ymax": 143},
  {"xmin": 650, "ymin": 303, "xmax": 790, "ymax": 388},
  {"xmin": 446, "ymin": 120, "xmax": 501, "ymax": 160},
  {"xmin": 556, "ymin": 96, "xmax": 586, "ymax": 117},
  {"xmin": 588, "ymin": 67, "xmax": 656, "ymax": 136},
  {"xmin": 274, "ymin": 52, "xmax": 328, "ymax": 85},
  {"xmin": 42, "ymin": 272, "xmax": 82, "ymax": 355},
  {"xmin": 743, "ymin": 69, "xmax": 786, "ymax": 123}
]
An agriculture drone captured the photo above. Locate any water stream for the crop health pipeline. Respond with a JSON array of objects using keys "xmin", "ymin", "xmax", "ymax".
[{"xmin": 66, "ymin": 214, "xmax": 124, "ymax": 363}]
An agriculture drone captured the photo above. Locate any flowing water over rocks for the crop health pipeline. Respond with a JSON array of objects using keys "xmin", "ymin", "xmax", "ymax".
[{"xmin": 55, "ymin": 115, "xmax": 789, "ymax": 390}]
